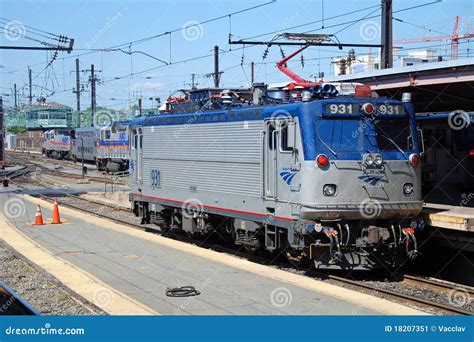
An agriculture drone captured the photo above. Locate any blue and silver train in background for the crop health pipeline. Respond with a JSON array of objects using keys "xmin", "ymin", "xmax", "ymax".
[
  {"xmin": 42, "ymin": 122, "xmax": 131, "ymax": 172},
  {"xmin": 416, "ymin": 111, "xmax": 474, "ymax": 194},
  {"xmin": 129, "ymin": 85, "xmax": 424, "ymax": 270},
  {"xmin": 97, "ymin": 121, "xmax": 131, "ymax": 172}
]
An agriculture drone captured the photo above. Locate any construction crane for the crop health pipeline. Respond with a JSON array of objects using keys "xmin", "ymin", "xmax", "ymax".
[{"xmin": 394, "ymin": 16, "xmax": 474, "ymax": 60}]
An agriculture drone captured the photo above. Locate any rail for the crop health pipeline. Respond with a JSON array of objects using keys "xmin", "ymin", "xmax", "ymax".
[
  {"xmin": 105, "ymin": 171, "xmax": 130, "ymax": 193},
  {"xmin": 0, "ymin": 280, "xmax": 39, "ymax": 315}
]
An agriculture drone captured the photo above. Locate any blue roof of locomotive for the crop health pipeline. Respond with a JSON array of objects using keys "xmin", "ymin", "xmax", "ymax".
[{"xmin": 141, "ymin": 96, "xmax": 407, "ymax": 127}]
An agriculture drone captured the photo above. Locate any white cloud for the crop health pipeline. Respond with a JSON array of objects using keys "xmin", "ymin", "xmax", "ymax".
[{"xmin": 130, "ymin": 81, "xmax": 164, "ymax": 90}]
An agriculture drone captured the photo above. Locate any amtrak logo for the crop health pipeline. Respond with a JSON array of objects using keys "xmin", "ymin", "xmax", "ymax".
[
  {"xmin": 358, "ymin": 175, "xmax": 384, "ymax": 185},
  {"xmin": 280, "ymin": 170, "xmax": 298, "ymax": 185}
]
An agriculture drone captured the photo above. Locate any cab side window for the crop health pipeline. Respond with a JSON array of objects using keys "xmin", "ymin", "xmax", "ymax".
[{"xmin": 280, "ymin": 125, "xmax": 293, "ymax": 152}]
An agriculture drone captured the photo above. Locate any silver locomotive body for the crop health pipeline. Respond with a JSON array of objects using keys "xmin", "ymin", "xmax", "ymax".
[
  {"xmin": 97, "ymin": 122, "xmax": 130, "ymax": 172},
  {"xmin": 130, "ymin": 98, "xmax": 423, "ymax": 270},
  {"xmin": 42, "ymin": 129, "xmax": 73, "ymax": 159}
]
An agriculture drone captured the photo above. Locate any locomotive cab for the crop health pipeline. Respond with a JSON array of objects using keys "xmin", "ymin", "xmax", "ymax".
[{"xmin": 292, "ymin": 99, "xmax": 424, "ymax": 269}]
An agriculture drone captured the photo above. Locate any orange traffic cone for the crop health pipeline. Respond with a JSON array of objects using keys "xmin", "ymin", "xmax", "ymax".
[
  {"xmin": 33, "ymin": 205, "xmax": 44, "ymax": 225},
  {"xmin": 52, "ymin": 197, "xmax": 61, "ymax": 224}
]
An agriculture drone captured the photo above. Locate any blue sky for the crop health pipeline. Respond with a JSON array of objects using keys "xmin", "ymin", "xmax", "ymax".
[{"xmin": 0, "ymin": 0, "xmax": 473, "ymax": 110}]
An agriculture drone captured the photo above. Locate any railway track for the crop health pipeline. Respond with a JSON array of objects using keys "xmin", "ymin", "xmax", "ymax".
[
  {"xmin": 9, "ymin": 173, "xmax": 474, "ymax": 316},
  {"xmin": 7, "ymin": 151, "xmax": 96, "ymax": 170},
  {"xmin": 7, "ymin": 151, "xmax": 124, "ymax": 184},
  {"xmin": 326, "ymin": 274, "xmax": 473, "ymax": 315},
  {"xmin": 402, "ymin": 274, "xmax": 474, "ymax": 296},
  {"xmin": 0, "ymin": 280, "xmax": 38, "ymax": 315}
]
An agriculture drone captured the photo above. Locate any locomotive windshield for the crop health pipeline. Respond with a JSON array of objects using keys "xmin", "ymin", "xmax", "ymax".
[
  {"xmin": 374, "ymin": 117, "xmax": 413, "ymax": 151},
  {"xmin": 315, "ymin": 119, "xmax": 360, "ymax": 151},
  {"xmin": 316, "ymin": 115, "xmax": 415, "ymax": 154}
]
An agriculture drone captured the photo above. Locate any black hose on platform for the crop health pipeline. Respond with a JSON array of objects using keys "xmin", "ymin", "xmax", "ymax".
[{"xmin": 165, "ymin": 286, "xmax": 201, "ymax": 297}]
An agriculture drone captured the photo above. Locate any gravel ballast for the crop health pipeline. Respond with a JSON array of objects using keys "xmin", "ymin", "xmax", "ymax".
[{"xmin": 0, "ymin": 242, "xmax": 105, "ymax": 315}]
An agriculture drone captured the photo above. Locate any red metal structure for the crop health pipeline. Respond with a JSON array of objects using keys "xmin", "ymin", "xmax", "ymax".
[
  {"xmin": 276, "ymin": 45, "xmax": 319, "ymax": 89},
  {"xmin": 276, "ymin": 44, "xmax": 372, "ymax": 97},
  {"xmin": 394, "ymin": 16, "xmax": 474, "ymax": 59}
]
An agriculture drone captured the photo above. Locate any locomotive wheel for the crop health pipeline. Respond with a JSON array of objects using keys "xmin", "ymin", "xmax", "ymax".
[
  {"xmin": 243, "ymin": 245, "xmax": 260, "ymax": 255},
  {"xmin": 286, "ymin": 250, "xmax": 306, "ymax": 267}
]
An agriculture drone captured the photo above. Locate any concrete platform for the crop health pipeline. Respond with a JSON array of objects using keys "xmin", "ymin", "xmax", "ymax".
[
  {"xmin": 423, "ymin": 202, "xmax": 474, "ymax": 232},
  {"xmin": 0, "ymin": 192, "xmax": 426, "ymax": 315}
]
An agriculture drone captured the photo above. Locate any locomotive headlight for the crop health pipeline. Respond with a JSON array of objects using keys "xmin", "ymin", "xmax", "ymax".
[
  {"xmin": 403, "ymin": 183, "xmax": 414, "ymax": 195},
  {"xmin": 374, "ymin": 154, "xmax": 383, "ymax": 166},
  {"xmin": 364, "ymin": 154, "xmax": 374, "ymax": 166},
  {"xmin": 323, "ymin": 184, "xmax": 337, "ymax": 196}
]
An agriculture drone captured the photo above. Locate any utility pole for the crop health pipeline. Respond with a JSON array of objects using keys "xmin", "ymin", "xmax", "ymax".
[
  {"xmin": 13, "ymin": 83, "xmax": 17, "ymax": 109},
  {"xmin": 250, "ymin": 62, "xmax": 255, "ymax": 85},
  {"xmin": 84, "ymin": 64, "xmax": 100, "ymax": 126},
  {"xmin": 213, "ymin": 45, "xmax": 220, "ymax": 87},
  {"xmin": 28, "ymin": 68, "xmax": 32, "ymax": 105},
  {"xmin": 381, "ymin": 0, "xmax": 393, "ymax": 69},
  {"xmin": 0, "ymin": 97, "xmax": 4, "ymax": 168},
  {"xmin": 191, "ymin": 73, "xmax": 196, "ymax": 89},
  {"xmin": 138, "ymin": 97, "xmax": 142, "ymax": 116},
  {"xmin": 91, "ymin": 64, "xmax": 96, "ymax": 125},
  {"xmin": 73, "ymin": 58, "xmax": 81, "ymax": 126}
]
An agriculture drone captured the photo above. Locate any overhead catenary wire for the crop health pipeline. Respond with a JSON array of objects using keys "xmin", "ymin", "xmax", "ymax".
[
  {"xmin": 393, "ymin": 17, "xmax": 450, "ymax": 36},
  {"xmin": 102, "ymin": 0, "xmax": 276, "ymax": 50},
  {"xmin": 4, "ymin": 0, "xmax": 276, "ymax": 75},
  {"xmin": 5, "ymin": 1, "xmax": 441, "ymax": 76},
  {"xmin": 0, "ymin": 17, "xmax": 64, "ymax": 40},
  {"xmin": 4, "ymin": 0, "xmax": 450, "ymax": 107},
  {"xmin": 0, "ymin": 17, "xmax": 64, "ymax": 41}
]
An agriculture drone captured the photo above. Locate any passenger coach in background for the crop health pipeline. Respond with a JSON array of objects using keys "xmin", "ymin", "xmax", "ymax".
[
  {"xmin": 70, "ymin": 127, "xmax": 99, "ymax": 166},
  {"xmin": 416, "ymin": 112, "xmax": 474, "ymax": 195},
  {"xmin": 129, "ymin": 85, "xmax": 425, "ymax": 270}
]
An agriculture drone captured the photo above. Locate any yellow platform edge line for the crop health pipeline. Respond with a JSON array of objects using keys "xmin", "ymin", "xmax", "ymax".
[
  {"xmin": 21, "ymin": 194, "xmax": 428, "ymax": 316},
  {"xmin": 0, "ymin": 209, "xmax": 159, "ymax": 316}
]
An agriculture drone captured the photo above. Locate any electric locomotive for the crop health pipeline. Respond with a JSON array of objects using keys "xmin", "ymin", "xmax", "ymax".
[
  {"xmin": 97, "ymin": 121, "xmax": 131, "ymax": 172},
  {"xmin": 129, "ymin": 84, "xmax": 424, "ymax": 270},
  {"xmin": 42, "ymin": 129, "xmax": 73, "ymax": 159}
]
